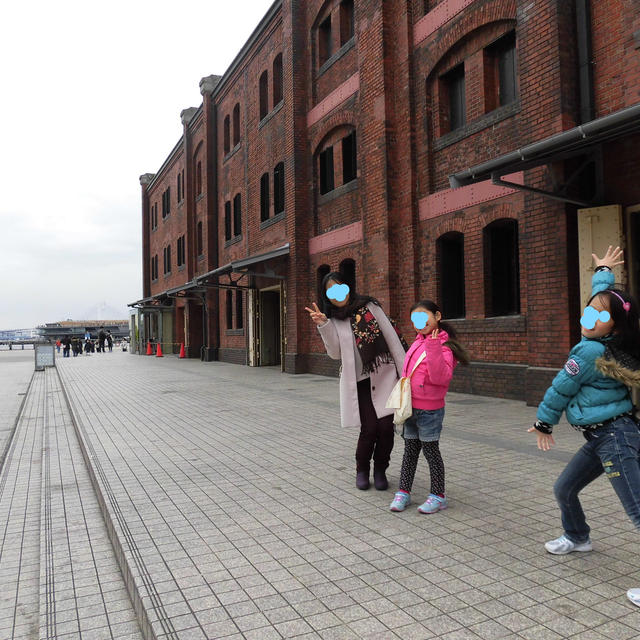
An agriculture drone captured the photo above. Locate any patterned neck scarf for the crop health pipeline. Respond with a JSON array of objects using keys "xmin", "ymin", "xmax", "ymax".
[{"xmin": 351, "ymin": 306, "xmax": 395, "ymax": 375}]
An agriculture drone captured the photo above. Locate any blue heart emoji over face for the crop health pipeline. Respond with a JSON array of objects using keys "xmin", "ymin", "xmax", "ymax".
[
  {"xmin": 411, "ymin": 311, "xmax": 430, "ymax": 330},
  {"xmin": 326, "ymin": 283, "xmax": 350, "ymax": 302},
  {"xmin": 580, "ymin": 306, "xmax": 611, "ymax": 329}
]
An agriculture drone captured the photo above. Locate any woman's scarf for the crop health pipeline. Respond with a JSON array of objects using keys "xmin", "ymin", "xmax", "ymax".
[{"xmin": 351, "ymin": 306, "xmax": 395, "ymax": 375}]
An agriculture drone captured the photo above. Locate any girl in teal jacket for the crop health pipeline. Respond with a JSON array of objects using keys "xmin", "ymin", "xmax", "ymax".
[{"xmin": 529, "ymin": 246, "xmax": 640, "ymax": 608}]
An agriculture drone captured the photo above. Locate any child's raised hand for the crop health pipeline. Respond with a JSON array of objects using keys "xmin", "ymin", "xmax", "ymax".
[
  {"xmin": 592, "ymin": 245, "xmax": 624, "ymax": 270},
  {"xmin": 527, "ymin": 426, "xmax": 556, "ymax": 451},
  {"xmin": 430, "ymin": 328, "xmax": 439, "ymax": 340},
  {"xmin": 305, "ymin": 302, "xmax": 328, "ymax": 326}
]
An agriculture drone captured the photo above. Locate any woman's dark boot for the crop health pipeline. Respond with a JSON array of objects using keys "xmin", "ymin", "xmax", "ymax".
[
  {"xmin": 373, "ymin": 467, "xmax": 388, "ymax": 491},
  {"xmin": 356, "ymin": 469, "xmax": 370, "ymax": 490}
]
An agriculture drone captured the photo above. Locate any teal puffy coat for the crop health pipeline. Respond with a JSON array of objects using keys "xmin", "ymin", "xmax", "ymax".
[{"xmin": 536, "ymin": 270, "xmax": 632, "ymax": 427}]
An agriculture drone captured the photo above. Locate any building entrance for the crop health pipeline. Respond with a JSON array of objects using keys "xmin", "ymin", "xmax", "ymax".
[{"xmin": 259, "ymin": 288, "xmax": 281, "ymax": 367}]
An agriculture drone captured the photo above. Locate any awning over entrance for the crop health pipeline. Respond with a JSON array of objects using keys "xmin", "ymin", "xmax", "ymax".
[
  {"xmin": 128, "ymin": 295, "xmax": 173, "ymax": 309},
  {"xmin": 195, "ymin": 243, "xmax": 290, "ymax": 287},
  {"xmin": 448, "ymin": 102, "xmax": 640, "ymax": 206},
  {"xmin": 165, "ymin": 282, "xmax": 208, "ymax": 297}
]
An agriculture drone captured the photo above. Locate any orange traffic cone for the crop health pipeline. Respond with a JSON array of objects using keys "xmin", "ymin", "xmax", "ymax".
[
  {"xmin": 179, "ymin": 343, "xmax": 185, "ymax": 359},
  {"xmin": 156, "ymin": 342, "xmax": 163, "ymax": 357},
  {"xmin": 146, "ymin": 342, "xmax": 152, "ymax": 355}
]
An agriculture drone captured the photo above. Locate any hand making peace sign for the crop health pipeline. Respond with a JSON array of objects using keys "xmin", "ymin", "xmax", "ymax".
[{"xmin": 305, "ymin": 302, "xmax": 328, "ymax": 326}]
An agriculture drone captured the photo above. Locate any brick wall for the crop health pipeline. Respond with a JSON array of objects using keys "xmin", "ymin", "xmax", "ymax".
[{"xmin": 138, "ymin": 0, "xmax": 640, "ymax": 405}]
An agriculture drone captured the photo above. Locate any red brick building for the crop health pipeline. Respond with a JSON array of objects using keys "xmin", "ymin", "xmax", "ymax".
[{"xmin": 132, "ymin": 0, "xmax": 640, "ymax": 404}]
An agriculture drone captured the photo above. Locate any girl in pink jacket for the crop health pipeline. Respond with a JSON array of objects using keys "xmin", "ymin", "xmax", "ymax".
[{"xmin": 390, "ymin": 299, "xmax": 469, "ymax": 514}]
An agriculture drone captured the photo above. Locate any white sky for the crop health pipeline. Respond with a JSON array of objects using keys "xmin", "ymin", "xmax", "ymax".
[{"xmin": 0, "ymin": 0, "xmax": 275, "ymax": 329}]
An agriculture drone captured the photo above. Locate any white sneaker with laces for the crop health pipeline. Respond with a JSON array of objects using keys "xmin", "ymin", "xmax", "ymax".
[{"xmin": 544, "ymin": 534, "xmax": 592, "ymax": 555}]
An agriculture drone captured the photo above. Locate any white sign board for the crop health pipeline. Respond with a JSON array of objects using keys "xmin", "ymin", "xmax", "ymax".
[{"xmin": 35, "ymin": 345, "xmax": 55, "ymax": 370}]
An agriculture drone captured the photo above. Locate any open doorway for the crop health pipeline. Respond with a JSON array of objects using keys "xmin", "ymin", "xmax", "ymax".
[{"xmin": 260, "ymin": 287, "xmax": 281, "ymax": 366}]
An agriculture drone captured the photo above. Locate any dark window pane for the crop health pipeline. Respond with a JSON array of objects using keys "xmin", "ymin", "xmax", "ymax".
[
  {"xmin": 225, "ymin": 202, "xmax": 232, "ymax": 239},
  {"xmin": 340, "ymin": 0, "xmax": 354, "ymax": 46},
  {"xmin": 437, "ymin": 233, "xmax": 465, "ymax": 319},
  {"xmin": 236, "ymin": 291, "xmax": 243, "ymax": 329},
  {"xmin": 259, "ymin": 71, "xmax": 269, "ymax": 120},
  {"xmin": 233, "ymin": 103, "xmax": 240, "ymax": 146},
  {"xmin": 484, "ymin": 219, "xmax": 520, "ymax": 316},
  {"xmin": 342, "ymin": 131, "xmax": 357, "ymax": 184},
  {"xmin": 339, "ymin": 259, "xmax": 356, "ymax": 292},
  {"xmin": 197, "ymin": 221, "xmax": 203, "ymax": 256},
  {"xmin": 274, "ymin": 162, "xmax": 284, "ymax": 214},
  {"xmin": 319, "ymin": 146, "xmax": 334, "ymax": 195},
  {"xmin": 498, "ymin": 32, "xmax": 517, "ymax": 106},
  {"xmin": 444, "ymin": 64, "xmax": 466, "ymax": 131},
  {"xmin": 273, "ymin": 54, "xmax": 283, "ymax": 106},
  {"xmin": 233, "ymin": 194, "xmax": 241, "ymax": 237},
  {"xmin": 319, "ymin": 16, "xmax": 332, "ymax": 66},
  {"xmin": 224, "ymin": 115, "xmax": 230, "ymax": 153},
  {"xmin": 226, "ymin": 290, "xmax": 233, "ymax": 328},
  {"xmin": 260, "ymin": 173, "xmax": 270, "ymax": 222}
]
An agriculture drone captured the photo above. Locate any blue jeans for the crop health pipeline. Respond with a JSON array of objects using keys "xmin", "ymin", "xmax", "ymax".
[{"xmin": 554, "ymin": 415, "xmax": 640, "ymax": 543}]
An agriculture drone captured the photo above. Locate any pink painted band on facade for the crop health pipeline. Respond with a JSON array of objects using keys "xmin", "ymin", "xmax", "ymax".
[
  {"xmin": 418, "ymin": 172, "xmax": 524, "ymax": 221},
  {"xmin": 307, "ymin": 73, "xmax": 360, "ymax": 127},
  {"xmin": 414, "ymin": 0, "xmax": 479, "ymax": 47}
]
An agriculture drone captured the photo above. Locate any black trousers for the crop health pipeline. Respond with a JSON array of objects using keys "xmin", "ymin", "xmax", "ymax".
[{"xmin": 355, "ymin": 378, "xmax": 394, "ymax": 472}]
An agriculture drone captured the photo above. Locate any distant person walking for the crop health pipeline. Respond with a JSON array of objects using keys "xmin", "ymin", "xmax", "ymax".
[
  {"xmin": 62, "ymin": 336, "xmax": 71, "ymax": 358},
  {"xmin": 107, "ymin": 331, "xmax": 113, "ymax": 352},
  {"xmin": 55, "ymin": 339, "xmax": 61, "ymax": 353},
  {"xmin": 98, "ymin": 328, "xmax": 107, "ymax": 354}
]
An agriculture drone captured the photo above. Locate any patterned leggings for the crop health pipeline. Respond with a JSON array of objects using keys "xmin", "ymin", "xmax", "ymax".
[{"xmin": 399, "ymin": 439, "xmax": 445, "ymax": 495}]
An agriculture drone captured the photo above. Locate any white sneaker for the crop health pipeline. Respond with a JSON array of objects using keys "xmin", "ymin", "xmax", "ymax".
[
  {"xmin": 627, "ymin": 588, "xmax": 640, "ymax": 607},
  {"xmin": 544, "ymin": 534, "xmax": 592, "ymax": 555}
]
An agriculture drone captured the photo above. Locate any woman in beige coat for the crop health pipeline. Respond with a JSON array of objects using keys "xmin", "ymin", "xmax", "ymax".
[{"xmin": 306, "ymin": 272, "xmax": 406, "ymax": 490}]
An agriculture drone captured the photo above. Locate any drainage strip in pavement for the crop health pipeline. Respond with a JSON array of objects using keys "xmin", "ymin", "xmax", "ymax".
[{"xmin": 0, "ymin": 368, "xmax": 43, "ymax": 640}]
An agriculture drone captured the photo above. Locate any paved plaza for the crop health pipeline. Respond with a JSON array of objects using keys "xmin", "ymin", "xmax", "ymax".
[{"xmin": 1, "ymin": 349, "xmax": 640, "ymax": 639}]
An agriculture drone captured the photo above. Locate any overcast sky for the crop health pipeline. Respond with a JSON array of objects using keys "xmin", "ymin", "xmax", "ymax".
[{"xmin": 0, "ymin": 0, "xmax": 274, "ymax": 330}]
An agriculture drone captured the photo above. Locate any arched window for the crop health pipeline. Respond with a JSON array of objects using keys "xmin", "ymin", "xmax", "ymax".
[
  {"xmin": 259, "ymin": 71, "xmax": 269, "ymax": 120},
  {"xmin": 317, "ymin": 264, "xmax": 331, "ymax": 302},
  {"xmin": 272, "ymin": 54, "xmax": 283, "ymax": 106},
  {"xmin": 437, "ymin": 232, "xmax": 465, "ymax": 319},
  {"xmin": 340, "ymin": 259, "xmax": 356, "ymax": 293},
  {"xmin": 223, "ymin": 115, "xmax": 230, "ymax": 154},
  {"xmin": 233, "ymin": 103, "xmax": 240, "ymax": 146},
  {"xmin": 484, "ymin": 219, "xmax": 520, "ymax": 316}
]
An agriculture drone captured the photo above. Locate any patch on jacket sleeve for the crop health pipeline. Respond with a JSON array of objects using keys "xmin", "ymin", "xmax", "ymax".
[{"xmin": 564, "ymin": 358, "xmax": 580, "ymax": 376}]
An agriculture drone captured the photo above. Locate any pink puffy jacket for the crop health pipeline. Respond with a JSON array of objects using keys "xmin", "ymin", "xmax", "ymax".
[{"xmin": 402, "ymin": 330, "xmax": 456, "ymax": 410}]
